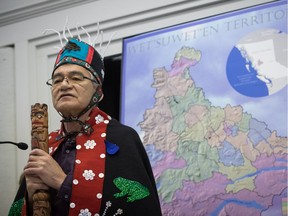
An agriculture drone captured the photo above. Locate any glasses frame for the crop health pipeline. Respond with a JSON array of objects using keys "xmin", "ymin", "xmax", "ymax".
[{"xmin": 46, "ymin": 73, "xmax": 98, "ymax": 87}]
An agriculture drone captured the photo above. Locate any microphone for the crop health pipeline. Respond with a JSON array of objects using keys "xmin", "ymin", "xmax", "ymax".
[{"xmin": 0, "ymin": 141, "xmax": 29, "ymax": 150}]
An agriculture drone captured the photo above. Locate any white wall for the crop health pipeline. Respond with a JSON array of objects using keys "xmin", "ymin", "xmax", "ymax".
[
  {"xmin": 0, "ymin": 0, "xmax": 275, "ymax": 214},
  {"xmin": 0, "ymin": 47, "xmax": 18, "ymax": 214}
]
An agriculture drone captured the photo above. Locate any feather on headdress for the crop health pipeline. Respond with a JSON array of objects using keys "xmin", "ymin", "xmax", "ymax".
[{"xmin": 43, "ymin": 18, "xmax": 115, "ymax": 85}]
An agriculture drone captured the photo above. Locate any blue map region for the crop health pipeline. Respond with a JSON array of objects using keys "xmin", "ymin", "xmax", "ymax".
[
  {"xmin": 218, "ymin": 141, "xmax": 244, "ymax": 166},
  {"xmin": 231, "ymin": 126, "xmax": 239, "ymax": 137},
  {"xmin": 248, "ymin": 118, "xmax": 272, "ymax": 146},
  {"xmin": 226, "ymin": 47, "xmax": 269, "ymax": 97},
  {"xmin": 145, "ymin": 143, "xmax": 164, "ymax": 167}
]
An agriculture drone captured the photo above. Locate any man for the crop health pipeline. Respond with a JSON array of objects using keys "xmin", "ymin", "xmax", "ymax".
[{"xmin": 9, "ymin": 37, "xmax": 162, "ymax": 215}]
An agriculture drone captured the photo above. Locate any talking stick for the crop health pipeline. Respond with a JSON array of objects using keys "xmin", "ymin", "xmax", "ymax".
[{"xmin": 30, "ymin": 103, "xmax": 51, "ymax": 216}]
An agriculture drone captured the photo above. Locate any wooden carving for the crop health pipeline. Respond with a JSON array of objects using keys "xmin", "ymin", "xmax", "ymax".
[{"xmin": 30, "ymin": 103, "xmax": 51, "ymax": 216}]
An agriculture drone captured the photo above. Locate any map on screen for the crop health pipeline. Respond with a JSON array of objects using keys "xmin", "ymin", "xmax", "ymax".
[{"xmin": 121, "ymin": 1, "xmax": 287, "ymax": 215}]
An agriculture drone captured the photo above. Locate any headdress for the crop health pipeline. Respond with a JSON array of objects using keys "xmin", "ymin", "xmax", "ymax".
[
  {"xmin": 44, "ymin": 19, "xmax": 115, "ymax": 133},
  {"xmin": 54, "ymin": 38, "xmax": 104, "ymax": 85},
  {"xmin": 44, "ymin": 19, "xmax": 114, "ymax": 85}
]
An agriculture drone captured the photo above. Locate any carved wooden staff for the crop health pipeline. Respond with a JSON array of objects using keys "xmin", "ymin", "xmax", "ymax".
[{"xmin": 30, "ymin": 103, "xmax": 51, "ymax": 216}]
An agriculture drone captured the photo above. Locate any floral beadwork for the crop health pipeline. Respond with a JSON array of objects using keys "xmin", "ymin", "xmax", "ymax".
[
  {"xmin": 83, "ymin": 170, "xmax": 95, "ymax": 180},
  {"xmin": 79, "ymin": 208, "xmax": 92, "ymax": 216},
  {"xmin": 95, "ymin": 114, "xmax": 104, "ymax": 124},
  {"xmin": 102, "ymin": 201, "xmax": 112, "ymax": 216},
  {"xmin": 84, "ymin": 140, "xmax": 96, "ymax": 149},
  {"xmin": 102, "ymin": 201, "xmax": 123, "ymax": 216},
  {"xmin": 114, "ymin": 209, "xmax": 123, "ymax": 216},
  {"xmin": 46, "ymin": 107, "xmax": 110, "ymax": 215}
]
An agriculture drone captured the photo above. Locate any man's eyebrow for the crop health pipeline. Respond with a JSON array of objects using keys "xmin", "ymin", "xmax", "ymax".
[{"xmin": 53, "ymin": 71, "xmax": 84, "ymax": 78}]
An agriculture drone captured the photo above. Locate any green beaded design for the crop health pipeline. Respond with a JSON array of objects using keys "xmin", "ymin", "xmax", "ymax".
[
  {"xmin": 8, "ymin": 198, "xmax": 24, "ymax": 216},
  {"xmin": 113, "ymin": 177, "xmax": 150, "ymax": 202}
]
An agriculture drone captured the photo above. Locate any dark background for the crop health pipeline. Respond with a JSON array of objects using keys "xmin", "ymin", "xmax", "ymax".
[{"xmin": 98, "ymin": 54, "xmax": 122, "ymax": 121}]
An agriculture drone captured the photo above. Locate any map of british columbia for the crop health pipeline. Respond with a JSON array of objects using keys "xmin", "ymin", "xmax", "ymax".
[{"xmin": 122, "ymin": 1, "xmax": 287, "ymax": 215}]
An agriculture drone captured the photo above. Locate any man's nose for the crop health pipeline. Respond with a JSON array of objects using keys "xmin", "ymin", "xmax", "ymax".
[
  {"xmin": 60, "ymin": 77, "xmax": 72, "ymax": 89},
  {"xmin": 61, "ymin": 77, "xmax": 72, "ymax": 85}
]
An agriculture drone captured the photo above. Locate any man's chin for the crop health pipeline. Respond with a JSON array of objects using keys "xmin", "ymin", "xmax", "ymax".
[{"xmin": 56, "ymin": 103, "xmax": 80, "ymax": 117}]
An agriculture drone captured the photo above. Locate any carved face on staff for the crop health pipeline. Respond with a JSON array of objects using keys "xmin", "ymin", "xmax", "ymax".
[
  {"xmin": 31, "ymin": 103, "xmax": 48, "ymax": 130},
  {"xmin": 31, "ymin": 103, "xmax": 49, "ymax": 150}
]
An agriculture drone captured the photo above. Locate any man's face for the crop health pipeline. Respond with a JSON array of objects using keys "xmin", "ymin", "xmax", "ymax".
[{"xmin": 51, "ymin": 64, "xmax": 96, "ymax": 117}]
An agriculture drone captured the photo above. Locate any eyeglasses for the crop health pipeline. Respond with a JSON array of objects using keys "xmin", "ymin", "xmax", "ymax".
[{"xmin": 46, "ymin": 72, "xmax": 97, "ymax": 87}]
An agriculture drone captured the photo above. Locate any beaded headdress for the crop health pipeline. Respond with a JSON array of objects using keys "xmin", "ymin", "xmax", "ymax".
[
  {"xmin": 44, "ymin": 20, "xmax": 115, "ymax": 127},
  {"xmin": 44, "ymin": 20, "xmax": 115, "ymax": 85}
]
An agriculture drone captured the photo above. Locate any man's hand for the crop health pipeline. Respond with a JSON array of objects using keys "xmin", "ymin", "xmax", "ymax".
[{"xmin": 24, "ymin": 148, "xmax": 67, "ymax": 190}]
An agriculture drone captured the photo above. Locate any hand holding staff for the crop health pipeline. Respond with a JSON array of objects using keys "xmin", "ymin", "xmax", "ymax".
[{"xmin": 30, "ymin": 103, "xmax": 51, "ymax": 216}]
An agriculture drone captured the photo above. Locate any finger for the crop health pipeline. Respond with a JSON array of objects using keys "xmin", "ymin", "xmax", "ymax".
[
  {"xmin": 25, "ymin": 175, "xmax": 43, "ymax": 183},
  {"xmin": 26, "ymin": 180, "xmax": 49, "ymax": 195},
  {"xmin": 27, "ymin": 155, "xmax": 39, "ymax": 163},
  {"xmin": 24, "ymin": 162, "xmax": 41, "ymax": 172},
  {"xmin": 24, "ymin": 162, "xmax": 46, "ymax": 176},
  {"xmin": 30, "ymin": 148, "xmax": 47, "ymax": 156},
  {"xmin": 24, "ymin": 167, "xmax": 39, "ymax": 176},
  {"xmin": 28, "ymin": 151, "xmax": 50, "ymax": 163}
]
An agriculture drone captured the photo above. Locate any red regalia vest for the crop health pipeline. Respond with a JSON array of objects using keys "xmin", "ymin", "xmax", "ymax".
[{"xmin": 21, "ymin": 107, "xmax": 111, "ymax": 216}]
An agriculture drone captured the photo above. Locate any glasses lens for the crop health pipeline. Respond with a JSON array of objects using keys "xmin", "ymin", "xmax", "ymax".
[
  {"xmin": 52, "ymin": 76, "xmax": 64, "ymax": 85},
  {"xmin": 69, "ymin": 73, "xmax": 85, "ymax": 83},
  {"xmin": 47, "ymin": 73, "xmax": 88, "ymax": 87}
]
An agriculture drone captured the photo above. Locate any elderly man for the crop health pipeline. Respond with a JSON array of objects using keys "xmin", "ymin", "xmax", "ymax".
[{"xmin": 9, "ymin": 37, "xmax": 162, "ymax": 216}]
